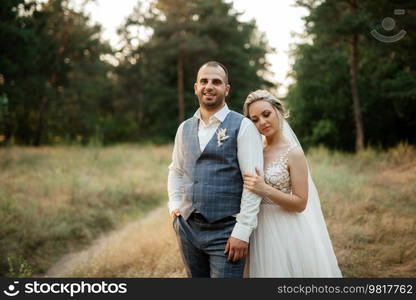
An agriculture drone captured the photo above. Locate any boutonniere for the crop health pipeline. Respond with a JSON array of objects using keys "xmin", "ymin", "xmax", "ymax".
[{"xmin": 216, "ymin": 128, "xmax": 229, "ymax": 147}]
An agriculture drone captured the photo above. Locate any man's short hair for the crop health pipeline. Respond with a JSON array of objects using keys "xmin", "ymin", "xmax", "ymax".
[{"xmin": 198, "ymin": 61, "xmax": 229, "ymax": 83}]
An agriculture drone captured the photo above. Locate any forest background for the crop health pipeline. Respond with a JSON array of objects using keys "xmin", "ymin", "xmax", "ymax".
[{"xmin": 1, "ymin": 0, "xmax": 415, "ymax": 277}]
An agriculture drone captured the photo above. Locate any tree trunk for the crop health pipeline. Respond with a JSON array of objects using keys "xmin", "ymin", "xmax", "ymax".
[
  {"xmin": 349, "ymin": 33, "xmax": 365, "ymax": 152},
  {"xmin": 3, "ymin": 113, "xmax": 12, "ymax": 146},
  {"xmin": 177, "ymin": 54, "xmax": 185, "ymax": 124},
  {"xmin": 135, "ymin": 89, "xmax": 144, "ymax": 137},
  {"xmin": 0, "ymin": 94, "xmax": 12, "ymax": 146},
  {"xmin": 33, "ymin": 95, "xmax": 49, "ymax": 146}
]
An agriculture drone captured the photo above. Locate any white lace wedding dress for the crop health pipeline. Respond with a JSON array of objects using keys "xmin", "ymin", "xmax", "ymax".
[{"xmin": 248, "ymin": 145, "xmax": 342, "ymax": 277}]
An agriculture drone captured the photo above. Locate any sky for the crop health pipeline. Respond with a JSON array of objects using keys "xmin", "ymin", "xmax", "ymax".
[{"xmin": 74, "ymin": 0, "xmax": 307, "ymax": 96}]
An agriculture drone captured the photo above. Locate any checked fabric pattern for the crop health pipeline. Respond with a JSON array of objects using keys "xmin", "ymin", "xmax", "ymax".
[{"xmin": 181, "ymin": 111, "xmax": 244, "ymax": 223}]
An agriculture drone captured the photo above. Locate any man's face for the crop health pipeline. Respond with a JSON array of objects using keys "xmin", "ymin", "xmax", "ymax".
[{"xmin": 194, "ymin": 66, "xmax": 230, "ymax": 110}]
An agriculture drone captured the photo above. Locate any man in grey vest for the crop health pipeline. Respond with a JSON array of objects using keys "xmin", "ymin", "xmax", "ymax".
[{"xmin": 167, "ymin": 61, "xmax": 263, "ymax": 277}]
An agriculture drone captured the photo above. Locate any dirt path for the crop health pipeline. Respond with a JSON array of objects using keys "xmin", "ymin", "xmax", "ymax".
[{"xmin": 45, "ymin": 206, "xmax": 186, "ymax": 277}]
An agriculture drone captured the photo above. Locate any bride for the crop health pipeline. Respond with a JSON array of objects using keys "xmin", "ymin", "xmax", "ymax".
[{"xmin": 242, "ymin": 90, "xmax": 342, "ymax": 277}]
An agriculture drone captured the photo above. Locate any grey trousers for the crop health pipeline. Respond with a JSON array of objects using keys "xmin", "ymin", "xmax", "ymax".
[{"xmin": 173, "ymin": 213, "xmax": 245, "ymax": 278}]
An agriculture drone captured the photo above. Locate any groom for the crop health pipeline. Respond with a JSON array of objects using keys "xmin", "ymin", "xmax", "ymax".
[{"xmin": 167, "ymin": 61, "xmax": 263, "ymax": 277}]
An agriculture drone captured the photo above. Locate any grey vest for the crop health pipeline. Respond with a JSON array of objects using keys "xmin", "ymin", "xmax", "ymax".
[{"xmin": 181, "ymin": 111, "xmax": 244, "ymax": 223}]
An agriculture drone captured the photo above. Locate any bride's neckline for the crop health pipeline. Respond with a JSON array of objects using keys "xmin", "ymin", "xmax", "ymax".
[
  {"xmin": 264, "ymin": 145, "xmax": 297, "ymax": 171},
  {"xmin": 264, "ymin": 143, "xmax": 293, "ymax": 153}
]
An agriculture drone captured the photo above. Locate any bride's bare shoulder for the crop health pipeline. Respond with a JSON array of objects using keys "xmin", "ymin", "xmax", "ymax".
[
  {"xmin": 289, "ymin": 146, "xmax": 304, "ymax": 156},
  {"xmin": 287, "ymin": 147, "xmax": 307, "ymax": 167}
]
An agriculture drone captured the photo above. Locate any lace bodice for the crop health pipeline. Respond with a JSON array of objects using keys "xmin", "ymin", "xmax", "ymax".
[{"xmin": 262, "ymin": 145, "xmax": 298, "ymax": 205}]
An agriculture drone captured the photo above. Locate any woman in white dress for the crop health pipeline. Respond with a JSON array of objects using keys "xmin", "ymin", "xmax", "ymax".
[{"xmin": 242, "ymin": 90, "xmax": 342, "ymax": 277}]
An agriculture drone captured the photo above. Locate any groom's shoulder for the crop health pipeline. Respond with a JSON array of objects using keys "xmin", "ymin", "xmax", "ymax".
[
  {"xmin": 182, "ymin": 116, "xmax": 196, "ymax": 126},
  {"xmin": 227, "ymin": 110, "xmax": 250, "ymax": 129},
  {"xmin": 227, "ymin": 110, "xmax": 259, "ymax": 135},
  {"xmin": 174, "ymin": 117, "xmax": 192, "ymax": 133},
  {"xmin": 227, "ymin": 109, "xmax": 245, "ymax": 120},
  {"xmin": 184, "ymin": 115, "xmax": 195, "ymax": 122},
  {"xmin": 178, "ymin": 116, "xmax": 197, "ymax": 132}
]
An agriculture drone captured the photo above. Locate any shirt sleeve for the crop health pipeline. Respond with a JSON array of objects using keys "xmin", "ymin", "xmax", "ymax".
[
  {"xmin": 231, "ymin": 118, "xmax": 264, "ymax": 242},
  {"xmin": 167, "ymin": 122, "xmax": 185, "ymax": 214}
]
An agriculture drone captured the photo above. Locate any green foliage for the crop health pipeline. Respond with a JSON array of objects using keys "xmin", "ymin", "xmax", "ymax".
[
  {"xmin": 1, "ymin": 0, "xmax": 114, "ymax": 146},
  {"xmin": 6, "ymin": 256, "xmax": 33, "ymax": 277},
  {"xmin": 0, "ymin": 0, "xmax": 274, "ymax": 145},
  {"xmin": 116, "ymin": 0, "xmax": 274, "ymax": 140},
  {"xmin": 286, "ymin": 0, "xmax": 416, "ymax": 151}
]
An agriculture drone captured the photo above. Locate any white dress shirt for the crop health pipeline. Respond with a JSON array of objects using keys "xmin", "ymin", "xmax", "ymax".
[{"xmin": 167, "ymin": 103, "xmax": 263, "ymax": 242}]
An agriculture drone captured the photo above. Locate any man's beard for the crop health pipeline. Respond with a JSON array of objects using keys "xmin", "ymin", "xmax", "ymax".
[{"xmin": 200, "ymin": 97, "xmax": 224, "ymax": 111}]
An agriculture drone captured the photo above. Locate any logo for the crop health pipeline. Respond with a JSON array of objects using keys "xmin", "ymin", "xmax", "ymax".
[
  {"xmin": 3, "ymin": 281, "xmax": 20, "ymax": 297},
  {"xmin": 371, "ymin": 9, "xmax": 407, "ymax": 43},
  {"xmin": 2, "ymin": 280, "xmax": 128, "ymax": 297}
]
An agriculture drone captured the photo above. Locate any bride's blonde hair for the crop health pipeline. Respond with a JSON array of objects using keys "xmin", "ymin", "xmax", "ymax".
[{"xmin": 243, "ymin": 89, "xmax": 289, "ymax": 119}]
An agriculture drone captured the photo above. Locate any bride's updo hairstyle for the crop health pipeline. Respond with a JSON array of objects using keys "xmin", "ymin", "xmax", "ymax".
[{"xmin": 243, "ymin": 89, "xmax": 289, "ymax": 120}]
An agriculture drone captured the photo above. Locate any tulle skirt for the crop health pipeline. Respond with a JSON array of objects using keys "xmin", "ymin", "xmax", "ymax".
[{"xmin": 248, "ymin": 203, "xmax": 342, "ymax": 278}]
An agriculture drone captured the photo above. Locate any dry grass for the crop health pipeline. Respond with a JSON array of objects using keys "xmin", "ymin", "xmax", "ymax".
[
  {"xmin": 308, "ymin": 143, "xmax": 416, "ymax": 277},
  {"xmin": 46, "ymin": 207, "xmax": 186, "ymax": 277},
  {"xmin": 2, "ymin": 143, "xmax": 415, "ymax": 277},
  {"xmin": 0, "ymin": 144, "xmax": 171, "ymax": 276}
]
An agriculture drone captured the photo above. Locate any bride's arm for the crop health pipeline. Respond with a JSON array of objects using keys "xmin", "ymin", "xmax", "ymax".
[{"xmin": 243, "ymin": 148, "xmax": 308, "ymax": 213}]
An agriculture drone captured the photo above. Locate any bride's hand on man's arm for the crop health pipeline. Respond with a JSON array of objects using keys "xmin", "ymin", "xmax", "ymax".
[
  {"xmin": 245, "ymin": 149, "xmax": 308, "ymax": 213},
  {"xmin": 243, "ymin": 167, "xmax": 270, "ymax": 197}
]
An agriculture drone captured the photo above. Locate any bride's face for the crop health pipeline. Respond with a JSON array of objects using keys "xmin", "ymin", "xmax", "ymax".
[{"xmin": 248, "ymin": 100, "xmax": 281, "ymax": 137}]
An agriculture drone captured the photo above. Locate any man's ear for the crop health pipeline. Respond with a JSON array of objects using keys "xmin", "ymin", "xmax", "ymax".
[
  {"xmin": 225, "ymin": 84, "xmax": 230, "ymax": 97},
  {"xmin": 194, "ymin": 83, "xmax": 198, "ymax": 95}
]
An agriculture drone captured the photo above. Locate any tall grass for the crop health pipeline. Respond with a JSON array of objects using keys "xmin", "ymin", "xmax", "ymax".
[
  {"xmin": 307, "ymin": 143, "xmax": 416, "ymax": 277},
  {"xmin": 0, "ymin": 144, "xmax": 171, "ymax": 276},
  {"xmin": 1, "ymin": 143, "xmax": 415, "ymax": 277},
  {"xmin": 46, "ymin": 207, "xmax": 185, "ymax": 278}
]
